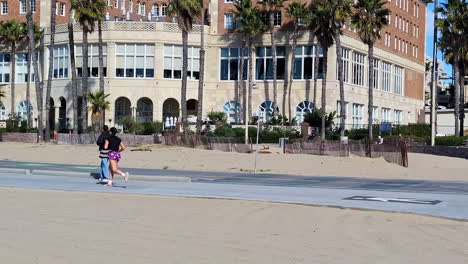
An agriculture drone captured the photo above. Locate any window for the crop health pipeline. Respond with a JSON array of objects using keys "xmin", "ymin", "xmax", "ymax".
[
  {"xmin": 164, "ymin": 45, "xmax": 199, "ymax": 80},
  {"xmin": 225, "ymin": 0, "xmax": 233, "ymax": 3},
  {"xmin": 161, "ymin": 4, "xmax": 167, "ymax": 16},
  {"xmin": 381, "ymin": 61, "xmax": 391, "ymax": 92},
  {"xmin": 223, "ymin": 101, "xmax": 242, "ymax": 124},
  {"xmin": 76, "ymin": 44, "xmax": 108, "ymax": 78},
  {"xmin": 121, "ymin": 0, "xmax": 125, "ymax": 10},
  {"xmin": 352, "ymin": 104, "xmax": 364, "ymax": 129},
  {"xmin": 114, "ymin": 0, "xmax": 118, "ymax": 8},
  {"xmin": 20, "ymin": 0, "xmax": 26, "ymax": 13},
  {"xmin": 393, "ymin": 65, "xmax": 403, "ymax": 95},
  {"xmin": 224, "ymin": 14, "xmax": 234, "ymax": 29},
  {"xmin": 53, "ymin": 45, "xmax": 69, "ymax": 79},
  {"xmin": 336, "ymin": 48, "xmax": 350, "ymax": 83},
  {"xmin": 116, "ymin": 44, "xmax": 154, "ymax": 78},
  {"xmin": 273, "ymin": 12, "xmax": 281, "ymax": 26},
  {"xmin": 372, "ymin": 106, "xmax": 379, "ymax": 122},
  {"xmin": 220, "ymin": 48, "xmax": 248, "ymax": 81},
  {"xmin": 142, "ymin": 3, "xmax": 146, "ymax": 15},
  {"xmin": 0, "ymin": 54, "xmax": 11, "ymax": 83},
  {"xmin": 381, "ymin": 108, "xmax": 391, "ymax": 123},
  {"xmin": 15, "ymin": 54, "xmax": 36, "ymax": 83},
  {"xmin": 136, "ymin": 2, "xmax": 140, "ymax": 14},
  {"xmin": 336, "ymin": 101, "xmax": 349, "ymax": 128},
  {"xmin": 372, "ymin": 59, "xmax": 379, "ymax": 90},
  {"xmin": 295, "ymin": 100, "xmax": 315, "ymax": 124},
  {"xmin": 17, "ymin": 100, "xmax": 33, "ymax": 121},
  {"xmin": 60, "ymin": 3, "xmax": 66, "ymax": 16},
  {"xmin": 394, "ymin": 110, "xmax": 402, "ymax": 124},
  {"xmin": 257, "ymin": 100, "xmax": 280, "ymax": 121},
  {"xmin": 394, "ymin": 15, "xmax": 398, "ymax": 28},
  {"xmin": 351, "ymin": 52, "xmax": 365, "ymax": 86},
  {"xmin": 256, "ymin": 46, "xmax": 286, "ymax": 80},
  {"xmin": 152, "ymin": 4, "xmax": 159, "ymax": 16},
  {"xmin": 295, "ymin": 45, "xmax": 324, "ymax": 80},
  {"xmin": 1, "ymin": 1, "xmax": 7, "ymax": 15},
  {"xmin": 0, "ymin": 105, "xmax": 7, "ymax": 120}
]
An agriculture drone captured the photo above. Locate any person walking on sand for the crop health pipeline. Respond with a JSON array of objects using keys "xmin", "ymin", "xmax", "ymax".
[
  {"xmin": 96, "ymin": 125, "xmax": 110, "ymax": 182},
  {"xmin": 104, "ymin": 127, "xmax": 129, "ymax": 187}
]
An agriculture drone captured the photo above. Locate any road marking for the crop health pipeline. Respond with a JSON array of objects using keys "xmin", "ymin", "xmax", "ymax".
[{"xmin": 344, "ymin": 196, "xmax": 441, "ymax": 205}]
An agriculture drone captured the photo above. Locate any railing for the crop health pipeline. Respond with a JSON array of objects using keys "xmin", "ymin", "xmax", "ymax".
[{"xmin": 44, "ymin": 21, "xmax": 205, "ymax": 35}]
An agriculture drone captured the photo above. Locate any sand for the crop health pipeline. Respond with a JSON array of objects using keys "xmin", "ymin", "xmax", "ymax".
[
  {"xmin": 0, "ymin": 187, "xmax": 467, "ymax": 264},
  {"xmin": 0, "ymin": 142, "xmax": 467, "ymax": 182}
]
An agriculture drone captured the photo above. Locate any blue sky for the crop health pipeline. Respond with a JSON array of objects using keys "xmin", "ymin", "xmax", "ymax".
[{"xmin": 425, "ymin": 2, "xmax": 452, "ymax": 79}]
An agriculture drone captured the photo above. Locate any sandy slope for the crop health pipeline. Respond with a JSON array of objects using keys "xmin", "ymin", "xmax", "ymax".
[
  {"xmin": 0, "ymin": 142, "xmax": 467, "ymax": 182},
  {"xmin": 0, "ymin": 187, "xmax": 467, "ymax": 264}
]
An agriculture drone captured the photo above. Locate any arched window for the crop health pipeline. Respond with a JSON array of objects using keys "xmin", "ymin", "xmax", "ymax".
[
  {"xmin": 129, "ymin": 0, "xmax": 133, "ymax": 12},
  {"xmin": 257, "ymin": 100, "xmax": 279, "ymax": 122},
  {"xmin": 17, "ymin": 100, "xmax": 33, "ymax": 121},
  {"xmin": 222, "ymin": 101, "xmax": 242, "ymax": 124},
  {"xmin": 142, "ymin": 3, "xmax": 146, "ymax": 15},
  {"xmin": 161, "ymin": 3, "xmax": 167, "ymax": 17},
  {"xmin": 0, "ymin": 105, "xmax": 7, "ymax": 120},
  {"xmin": 295, "ymin": 100, "xmax": 315, "ymax": 125},
  {"xmin": 152, "ymin": 4, "xmax": 159, "ymax": 16},
  {"xmin": 136, "ymin": 97, "xmax": 153, "ymax": 123},
  {"xmin": 136, "ymin": 1, "xmax": 140, "ymax": 15},
  {"xmin": 115, "ymin": 97, "xmax": 131, "ymax": 124}
]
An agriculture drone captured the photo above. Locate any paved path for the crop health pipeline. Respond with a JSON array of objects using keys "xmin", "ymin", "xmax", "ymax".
[
  {"xmin": 1, "ymin": 160, "xmax": 468, "ymax": 194},
  {"xmin": 1, "ymin": 172, "xmax": 467, "ymax": 221}
]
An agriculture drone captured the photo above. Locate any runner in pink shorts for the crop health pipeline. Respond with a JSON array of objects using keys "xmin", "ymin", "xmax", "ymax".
[{"xmin": 104, "ymin": 127, "xmax": 129, "ymax": 186}]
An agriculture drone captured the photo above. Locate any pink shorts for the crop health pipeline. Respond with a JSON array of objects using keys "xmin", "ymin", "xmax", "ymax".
[{"xmin": 108, "ymin": 151, "xmax": 121, "ymax": 162}]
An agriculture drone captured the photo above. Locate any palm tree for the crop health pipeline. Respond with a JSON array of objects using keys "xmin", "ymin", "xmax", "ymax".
[
  {"xmin": 351, "ymin": 0, "xmax": 390, "ymax": 141},
  {"xmin": 68, "ymin": 4, "xmax": 78, "ymax": 134},
  {"xmin": 45, "ymin": 0, "xmax": 58, "ymax": 142},
  {"xmin": 232, "ymin": 0, "xmax": 266, "ymax": 143},
  {"xmin": 72, "ymin": 0, "xmax": 106, "ymax": 133},
  {"xmin": 86, "ymin": 90, "xmax": 110, "ymax": 134},
  {"xmin": 262, "ymin": 0, "xmax": 286, "ymax": 117},
  {"xmin": 285, "ymin": 1, "xmax": 309, "ymax": 123},
  {"xmin": 196, "ymin": 0, "xmax": 206, "ymax": 134},
  {"xmin": 0, "ymin": 20, "xmax": 27, "ymax": 118},
  {"xmin": 96, "ymin": 0, "xmax": 106, "ymax": 126},
  {"xmin": 436, "ymin": 0, "xmax": 468, "ymax": 137},
  {"xmin": 25, "ymin": 21, "xmax": 42, "ymax": 129},
  {"xmin": 168, "ymin": 0, "xmax": 201, "ymax": 136},
  {"xmin": 311, "ymin": 0, "xmax": 336, "ymax": 139},
  {"xmin": 328, "ymin": 0, "xmax": 353, "ymax": 138}
]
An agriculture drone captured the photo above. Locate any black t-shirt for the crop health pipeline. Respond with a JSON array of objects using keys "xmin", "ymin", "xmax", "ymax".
[
  {"xmin": 97, "ymin": 131, "xmax": 110, "ymax": 151},
  {"xmin": 106, "ymin": 136, "xmax": 122, "ymax": 152}
]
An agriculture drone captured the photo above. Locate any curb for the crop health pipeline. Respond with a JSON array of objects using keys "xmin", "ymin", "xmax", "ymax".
[{"xmin": 0, "ymin": 168, "xmax": 191, "ymax": 183}]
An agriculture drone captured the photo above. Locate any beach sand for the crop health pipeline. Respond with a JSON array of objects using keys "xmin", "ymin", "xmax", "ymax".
[
  {"xmin": 0, "ymin": 187, "xmax": 467, "ymax": 264},
  {"xmin": 0, "ymin": 142, "xmax": 467, "ymax": 182}
]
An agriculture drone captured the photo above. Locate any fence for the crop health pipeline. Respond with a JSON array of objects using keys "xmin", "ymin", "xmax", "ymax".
[
  {"xmin": 163, "ymin": 134, "xmax": 252, "ymax": 153},
  {"xmin": 285, "ymin": 138, "xmax": 408, "ymax": 167}
]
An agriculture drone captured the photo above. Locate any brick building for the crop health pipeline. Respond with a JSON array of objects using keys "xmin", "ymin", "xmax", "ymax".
[{"xmin": 0, "ymin": 0, "xmax": 429, "ymax": 130}]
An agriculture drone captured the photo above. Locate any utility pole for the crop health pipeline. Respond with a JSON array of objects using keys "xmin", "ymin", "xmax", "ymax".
[{"xmin": 430, "ymin": 0, "xmax": 438, "ymax": 147}]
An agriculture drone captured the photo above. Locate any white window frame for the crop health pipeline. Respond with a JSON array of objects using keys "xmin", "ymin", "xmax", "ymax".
[
  {"xmin": 381, "ymin": 61, "xmax": 392, "ymax": 92},
  {"xmin": 381, "ymin": 108, "xmax": 391, "ymax": 123},
  {"xmin": 219, "ymin": 47, "xmax": 248, "ymax": 81},
  {"xmin": 114, "ymin": 0, "xmax": 118, "ymax": 9},
  {"xmin": 295, "ymin": 45, "xmax": 323, "ymax": 80},
  {"xmin": 15, "ymin": 53, "xmax": 36, "ymax": 83},
  {"xmin": 60, "ymin": 3, "xmax": 66, "ymax": 16},
  {"xmin": 0, "ymin": 53, "xmax": 11, "ymax": 83},
  {"xmin": 372, "ymin": 106, "xmax": 379, "ymax": 122},
  {"xmin": 75, "ymin": 44, "xmax": 108, "ymax": 78},
  {"xmin": 372, "ymin": 59, "xmax": 379, "ymax": 90},
  {"xmin": 115, "ymin": 43, "xmax": 155, "ymax": 79},
  {"xmin": 352, "ymin": 104, "xmax": 364, "ymax": 129},
  {"xmin": 273, "ymin": 11, "xmax": 281, "ymax": 27},
  {"xmin": 161, "ymin": 4, "xmax": 167, "ymax": 17},
  {"xmin": 1, "ymin": 1, "xmax": 7, "ymax": 15},
  {"xmin": 394, "ymin": 110, "xmax": 402, "ymax": 124},
  {"xmin": 393, "ymin": 65, "xmax": 403, "ymax": 95},
  {"xmin": 163, "ymin": 45, "xmax": 200, "ymax": 80},
  {"xmin": 224, "ymin": 14, "xmax": 234, "ymax": 29},
  {"xmin": 351, "ymin": 52, "xmax": 365, "ymax": 86},
  {"xmin": 255, "ymin": 46, "xmax": 286, "ymax": 81},
  {"xmin": 53, "ymin": 45, "xmax": 69, "ymax": 79}
]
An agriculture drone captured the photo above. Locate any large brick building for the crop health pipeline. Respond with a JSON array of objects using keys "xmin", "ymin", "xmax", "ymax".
[{"xmin": 0, "ymin": 0, "xmax": 429, "ymax": 130}]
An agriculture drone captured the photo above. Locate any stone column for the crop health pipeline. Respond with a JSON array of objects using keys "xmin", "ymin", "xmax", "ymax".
[{"xmin": 54, "ymin": 106, "xmax": 60, "ymax": 131}]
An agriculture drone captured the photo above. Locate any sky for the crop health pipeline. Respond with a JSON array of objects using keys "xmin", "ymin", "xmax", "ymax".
[{"xmin": 425, "ymin": 1, "xmax": 452, "ymax": 79}]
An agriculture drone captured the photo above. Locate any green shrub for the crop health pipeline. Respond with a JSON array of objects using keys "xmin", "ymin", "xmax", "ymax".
[
  {"xmin": 213, "ymin": 125, "xmax": 237, "ymax": 137},
  {"xmin": 393, "ymin": 124, "xmax": 431, "ymax": 137},
  {"xmin": 304, "ymin": 109, "xmax": 335, "ymax": 128},
  {"xmin": 207, "ymin": 111, "xmax": 227, "ymax": 124},
  {"xmin": 435, "ymin": 136, "xmax": 468, "ymax": 146},
  {"xmin": 345, "ymin": 129, "xmax": 368, "ymax": 140},
  {"xmin": 140, "ymin": 122, "xmax": 163, "ymax": 135}
]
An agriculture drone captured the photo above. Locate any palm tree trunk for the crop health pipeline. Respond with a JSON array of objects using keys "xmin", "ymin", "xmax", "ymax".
[
  {"xmin": 368, "ymin": 43, "xmax": 375, "ymax": 156},
  {"xmin": 239, "ymin": 39, "xmax": 246, "ymax": 124},
  {"xmin": 196, "ymin": 9, "xmax": 205, "ymax": 134},
  {"xmin": 27, "ymin": 1, "xmax": 44, "ymax": 142},
  {"xmin": 181, "ymin": 29, "xmax": 189, "ymax": 136},
  {"xmin": 26, "ymin": 50, "xmax": 32, "ymax": 128},
  {"xmin": 82, "ymin": 29, "xmax": 89, "ymax": 133},
  {"xmin": 270, "ymin": 12, "xmax": 278, "ymax": 117},
  {"xmin": 313, "ymin": 38, "xmax": 319, "ymax": 108},
  {"xmin": 453, "ymin": 55, "xmax": 460, "ymax": 137},
  {"xmin": 248, "ymin": 36, "xmax": 254, "ymax": 122},
  {"xmin": 68, "ymin": 13, "xmax": 78, "ymax": 135},
  {"xmin": 335, "ymin": 32, "xmax": 345, "ymax": 137},
  {"xmin": 287, "ymin": 24, "xmax": 299, "ymax": 124},
  {"xmin": 321, "ymin": 46, "xmax": 328, "ymax": 140},
  {"xmin": 98, "ymin": 20, "xmax": 105, "ymax": 127},
  {"xmin": 45, "ymin": 0, "xmax": 57, "ymax": 142},
  {"xmin": 10, "ymin": 43, "xmax": 16, "ymax": 117},
  {"xmin": 459, "ymin": 63, "xmax": 465, "ymax": 136}
]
